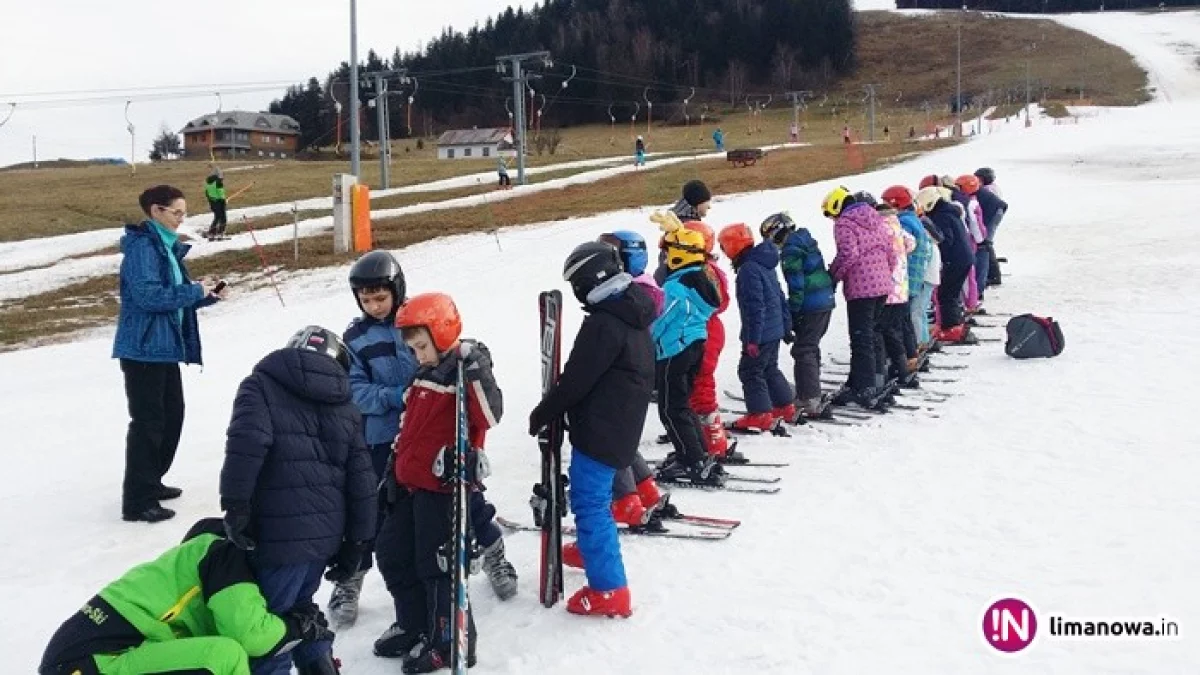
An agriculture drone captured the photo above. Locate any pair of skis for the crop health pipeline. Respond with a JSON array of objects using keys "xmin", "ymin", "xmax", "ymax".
[
  {"xmin": 533, "ymin": 291, "xmax": 568, "ymax": 608},
  {"xmin": 498, "ymin": 514, "xmax": 737, "ymax": 541}
]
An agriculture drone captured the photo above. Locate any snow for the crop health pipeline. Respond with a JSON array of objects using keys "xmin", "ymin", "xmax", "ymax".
[{"xmin": 5, "ymin": 9, "xmax": 1200, "ymax": 674}]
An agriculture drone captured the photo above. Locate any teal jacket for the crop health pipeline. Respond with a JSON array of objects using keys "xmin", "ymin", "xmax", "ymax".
[{"xmin": 650, "ymin": 265, "xmax": 718, "ymax": 359}]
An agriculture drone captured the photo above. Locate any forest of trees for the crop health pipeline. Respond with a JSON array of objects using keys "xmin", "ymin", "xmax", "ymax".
[
  {"xmin": 270, "ymin": 0, "xmax": 856, "ymax": 150},
  {"xmin": 894, "ymin": 0, "xmax": 1195, "ymax": 11}
]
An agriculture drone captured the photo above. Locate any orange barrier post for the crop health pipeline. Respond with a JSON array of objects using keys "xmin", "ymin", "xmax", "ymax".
[{"xmin": 351, "ymin": 183, "xmax": 372, "ymax": 252}]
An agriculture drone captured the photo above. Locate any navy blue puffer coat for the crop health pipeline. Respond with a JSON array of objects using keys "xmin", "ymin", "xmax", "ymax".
[{"xmin": 219, "ymin": 348, "xmax": 377, "ymax": 567}]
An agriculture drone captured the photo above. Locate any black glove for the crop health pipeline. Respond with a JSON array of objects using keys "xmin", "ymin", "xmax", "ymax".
[
  {"xmin": 528, "ymin": 409, "xmax": 544, "ymax": 437},
  {"xmin": 325, "ymin": 540, "xmax": 369, "ymax": 583},
  {"xmin": 284, "ymin": 602, "xmax": 335, "ymax": 645},
  {"xmin": 782, "ymin": 330, "xmax": 795, "ymax": 345},
  {"xmin": 222, "ymin": 502, "xmax": 256, "ymax": 551}
]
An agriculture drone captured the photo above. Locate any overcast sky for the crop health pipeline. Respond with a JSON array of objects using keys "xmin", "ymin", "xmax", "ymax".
[{"xmin": 0, "ymin": 0, "xmax": 541, "ymax": 168}]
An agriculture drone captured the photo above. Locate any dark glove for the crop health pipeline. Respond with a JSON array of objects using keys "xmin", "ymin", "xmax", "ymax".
[
  {"xmin": 745, "ymin": 343, "xmax": 760, "ymax": 358},
  {"xmin": 325, "ymin": 540, "xmax": 369, "ymax": 583},
  {"xmin": 222, "ymin": 502, "xmax": 256, "ymax": 551},
  {"xmin": 528, "ymin": 407, "xmax": 545, "ymax": 437},
  {"xmin": 284, "ymin": 602, "xmax": 335, "ymax": 645},
  {"xmin": 782, "ymin": 331, "xmax": 795, "ymax": 345}
]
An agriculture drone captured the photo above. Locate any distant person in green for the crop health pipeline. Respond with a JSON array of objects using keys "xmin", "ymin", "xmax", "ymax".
[
  {"xmin": 38, "ymin": 519, "xmax": 337, "ymax": 675},
  {"xmin": 205, "ymin": 166, "xmax": 228, "ymax": 240}
]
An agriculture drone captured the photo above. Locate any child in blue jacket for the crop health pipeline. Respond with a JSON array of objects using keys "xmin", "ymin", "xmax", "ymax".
[
  {"xmin": 650, "ymin": 218, "xmax": 724, "ymax": 487},
  {"xmin": 761, "ymin": 213, "xmax": 836, "ymax": 418},
  {"xmin": 718, "ymin": 224, "xmax": 795, "ymax": 432}
]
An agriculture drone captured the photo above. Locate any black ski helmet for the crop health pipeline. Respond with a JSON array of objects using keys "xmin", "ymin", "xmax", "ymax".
[
  {"xmin": 974, "ymin": 167, "xmax": 996, "ymax": 185},
  {"xmin": 563, "ymin": 241, "xmax": 623, "ymax": 305},
  {"xmin": 348, "ymin": 250, "xmax": 406, "ymax": 313},
  {"xmin": 852, "ymin": 190, "xmax": 878, "ymax": 208},
  {"xmin": 286, "ymin": 325, "xmax": 351, "ymax": 371}
]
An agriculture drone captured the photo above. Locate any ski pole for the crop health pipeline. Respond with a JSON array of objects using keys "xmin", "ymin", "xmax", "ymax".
[{"xmin": 242, "ymin": 216, "xmax": 285, "ymax": 307}]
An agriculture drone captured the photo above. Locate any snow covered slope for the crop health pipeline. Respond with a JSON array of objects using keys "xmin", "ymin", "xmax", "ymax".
[{"xmin": 4, "ymin": 10, "xmax": 1200, "ymax": 674}]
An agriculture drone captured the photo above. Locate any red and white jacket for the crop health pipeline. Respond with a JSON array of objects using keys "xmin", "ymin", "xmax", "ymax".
[{"xmin": 392, "ymin": 340, "xmax": 503, "ymax": 494}]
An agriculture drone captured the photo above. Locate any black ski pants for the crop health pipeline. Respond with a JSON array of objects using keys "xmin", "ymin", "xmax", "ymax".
[
  {"xmin": 899, "ymin": 300, "xmax": 919, "ymax": 359},
  {"xmin": 846, "ymin": 297, "xmax": 884, "ymax": 393},
  {"xmin": 376, "ymin": 489, "xmax": 476, "ymax": 651},
  {"xmin": 876, "ymin": 303, "xmax": 911, "ymax": 379},
  {"xmin": 208, "ymin": 198, "xmax": 228, "ymax": 235},
  {"xmin": 938, "ymin": 262, "xmax": 971, "ymax": 328},
  {"xmin": 120, "ymin": 360, "xmax": 184, "ymax": 515},
  {"xmin": 655, "ymin": 340, "xmax": 707, "ymax": 465},
  {"xmin": 790, "ymin": 309, "xmax": 832, "ymax": 401}
]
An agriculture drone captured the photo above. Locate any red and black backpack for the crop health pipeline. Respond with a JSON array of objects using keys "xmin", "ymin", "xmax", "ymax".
[{"xmin": 1005, "ymin": 314, "xmax": 1065, "ymax": 359}]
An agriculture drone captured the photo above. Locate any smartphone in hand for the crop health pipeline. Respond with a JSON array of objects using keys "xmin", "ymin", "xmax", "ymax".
[{"xmin": 213, "ymin": 279, "xmax": 228, "ymax": 294}]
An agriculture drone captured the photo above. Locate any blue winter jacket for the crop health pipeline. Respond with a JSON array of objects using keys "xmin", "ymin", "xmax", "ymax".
[
  {"xmin": 733, "ymin": 241, "xmax": 792, "ymax": 345},
  {"xmin": 779, "ymin": 228, "xmax": 836, "ymax": 315},
  {"xmin": 343, "ymin": 316, "xmax": 420, "ymax": 446},
  {"xmin": 219, "ymin": 348, "xmax": 377, "ymax": 567},
  {"xmin": 896, "ymin": 209, "xmax": 933, "ymax": 297},
  {"xmin": 112, "ymin": 222, "xmax": 215, "ymax": 365},
  {"xmin": 651, "ymin": 265, "xmax": 718, "ymax": 360}
]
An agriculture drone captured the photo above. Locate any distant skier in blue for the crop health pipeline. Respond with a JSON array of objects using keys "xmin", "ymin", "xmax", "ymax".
[{"xmin": 712, "ymin": 127, "xmax": 725, "ymax": 151}]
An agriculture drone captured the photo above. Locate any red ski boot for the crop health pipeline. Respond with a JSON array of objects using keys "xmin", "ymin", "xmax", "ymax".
[
  {"xmin": 770, "ymin": 403, "xmax": 797, "ymax": 424},
  {"xmin": 611, "ymin": 493, "xmax": 650, "ymax": 527},
  {"xmin": 562, "ymin": 541, "xmax": 583, "ymax": 569},
  {"xmin": 566, "ymin": 586, "xmax": 632, "ymax": 618},
  {"xmin": 730, "ymin": 411, "xmax": 777, "ymax": 433},
  {"xmin": 635, "ymin": 477, "xmax": 667, "ymax": 512}
]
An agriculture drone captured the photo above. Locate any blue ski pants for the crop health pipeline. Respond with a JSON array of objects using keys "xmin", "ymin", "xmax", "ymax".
[
  {"xmin": 250, "ymin": 561, "xmax": 330, "ymax": 674},
  {"xmin": 738, "ymin": 339, "xmax": 793, "ymax": 413},
  {"xmin": 569, "ymin": 449, "xmax": 627, "ymax": 591}
]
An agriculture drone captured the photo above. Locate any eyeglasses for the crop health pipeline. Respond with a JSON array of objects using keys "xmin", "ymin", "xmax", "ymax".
[{"xmin": 157, "ymin": 206, "xmax": 187, "ymax": 219}]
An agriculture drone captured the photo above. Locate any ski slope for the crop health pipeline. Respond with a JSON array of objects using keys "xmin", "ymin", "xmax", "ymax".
[{"xmin": 4, "ymin": 10, "xmax": 1200, "ymax": 674}]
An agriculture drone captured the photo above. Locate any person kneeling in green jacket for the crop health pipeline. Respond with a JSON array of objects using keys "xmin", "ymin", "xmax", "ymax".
[{"xmin": 39, "ymin": 519, "xmax": 335, "ymax": 675}]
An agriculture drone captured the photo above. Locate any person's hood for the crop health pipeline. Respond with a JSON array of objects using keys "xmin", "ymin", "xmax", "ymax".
[
  {"xmin": 253, "ymin": 348, "xmax": 351, "ymax": 405},
  {"xmin": 591, "ymin": 282, "xmax": 656, "ymax": 330}
]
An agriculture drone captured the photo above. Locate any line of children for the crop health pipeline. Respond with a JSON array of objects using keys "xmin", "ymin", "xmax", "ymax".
[
  {"xmin": 868, "ymin": 192, "xmax": 920, "ymax": 388},
  {"xmin": 375, "ymin": 292, "xmax": 504, "ymax": 673},
  {"xmin": 219, "ymin": 325, "xmax": 378, "ymax": 675},
  {"xmin": 717, "ymin": 223, "xmax": 796, "ymax": 431},
  {"xmin": 529, "ymin": 240, "xmax": 658, "ymax": 618}
]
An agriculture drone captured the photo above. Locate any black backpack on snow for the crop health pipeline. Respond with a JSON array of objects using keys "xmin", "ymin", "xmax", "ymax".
[{"xmin": 1005, "ymin": 314, "xmax": 1065, "ymax": 359}]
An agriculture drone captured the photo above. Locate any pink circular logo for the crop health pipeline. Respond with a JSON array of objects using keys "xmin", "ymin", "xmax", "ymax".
[{"xmin": 983, "ymin": 598, "xmax": 1037, "ymax": 653}]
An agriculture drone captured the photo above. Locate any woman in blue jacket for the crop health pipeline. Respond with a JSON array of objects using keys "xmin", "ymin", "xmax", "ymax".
[{"xmin": 112, "ymin": 185, "xmax": 224, "ymax": 523}]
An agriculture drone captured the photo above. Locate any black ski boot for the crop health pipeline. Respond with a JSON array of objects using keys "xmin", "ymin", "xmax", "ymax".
[
  {"xmin": 374, "ymin": 623, "xmax": 425, "ymax": 659},
  {"xmin": 402, "ymin": 639, "xmax": 477, "ymax": 674},
  {"xmin": 297, "ymin": 653, "xmax": 341, "ymax": 675},
  {"xmin": 655, "ymin": 455, "xmax": 726, "ymax": 487}
]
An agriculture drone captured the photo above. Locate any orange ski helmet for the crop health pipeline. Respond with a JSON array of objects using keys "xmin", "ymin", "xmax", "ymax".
[
  {"xmin": 683, "ymin": 221, "xmax": 716, "ymax": 254},
  {"xmin": 395, "ymin": 292, "xmax": 463, "ymax": 352},
  {"xmin": 955, "ymin": 174, "xmax": 982, "ymax": 195},
  {"xmin": 717, "ymin": 223, "xmax": 755, "ymax": 261}
]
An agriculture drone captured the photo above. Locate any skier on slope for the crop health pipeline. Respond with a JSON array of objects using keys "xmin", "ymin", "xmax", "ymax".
[
  {"xmin": 650, "ymin": 218, "xmax": 726, "ymax": 487},
  {"xmin": 823, "ymin": 186, "xmax": 898, "ymax": 411},
  {"xmin": 338, "ymin": 252, "xmax": 517, "ymax": 646},
  {"xmin": 594, "ymin": 230, "xmax": 671, "ymax": 529},
  {"xmin": 204, "ymin": 166, "xmax": 229, "ymax": 240},
  {"xmin": 39, "ymin": 519, "xmax": 336, "ymax": 675},
  {"xmin": 528, "ymin": 240, "xmax": 657, "ymax": 618},
  {"xmin": 915, "ymin": 186, "xmax": 977, "ymax": 345},
  {"xmin": 972, "ymin": 167, "xmax": 1009, "ymax": 288},
  {"xmin": 634, "ymin": 135, "xmax": 646, "ymax": 167},
  {"xmin": 869, "ymin": 192, "xmax": 920, "ymax": 388},
  {"xmin": 717, "ymin": 223, "xmax": 795, "ymax": 432},
  {"xmin": 881, "ymin": 186, "xmax": 935, "ymax": 352},
  {"xmin": 376, "ymin": 293, "xmax": 504, "ymax": 673},
  {"xmin": 760, "ymin": 212, "xmax": 837, "ymax": 419}
]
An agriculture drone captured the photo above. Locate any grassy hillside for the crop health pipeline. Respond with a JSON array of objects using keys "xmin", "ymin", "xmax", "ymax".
[{"xmin": 0, "ymin": 10, "xmax": 1147, "ymax": 243}]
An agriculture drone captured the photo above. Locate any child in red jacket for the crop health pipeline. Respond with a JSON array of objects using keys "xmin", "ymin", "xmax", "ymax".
[{"xmin": 374, "ymin": 292, "xmax": 503, "ymax": 674}]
